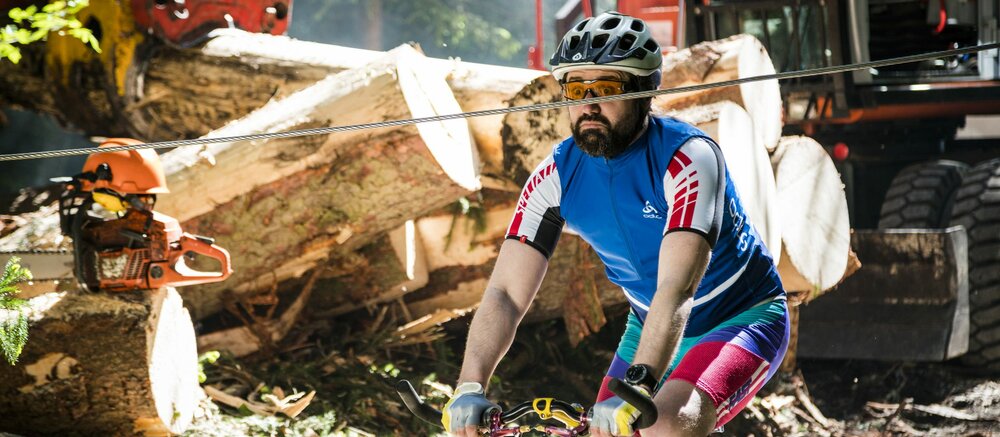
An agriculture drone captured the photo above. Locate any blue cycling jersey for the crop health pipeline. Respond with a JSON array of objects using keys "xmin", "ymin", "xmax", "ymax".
[{"xmin": 506, "ymin": 116, "xmax": 784, "ymax": 336}]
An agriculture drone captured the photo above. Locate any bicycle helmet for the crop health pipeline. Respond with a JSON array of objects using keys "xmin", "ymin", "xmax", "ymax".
[
  {"xmin": 550, "ymin": 11, "xmax": 662, "ymax": 88},
  {"xmin": 79, "ymin": 138, "xmax": 169, "ymax": 195}
]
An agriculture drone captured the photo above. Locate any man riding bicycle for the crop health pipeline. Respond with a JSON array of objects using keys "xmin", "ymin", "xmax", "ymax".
[{"xmin": 443, "ymin": 11, "xmax": 790, "ymax": 437}]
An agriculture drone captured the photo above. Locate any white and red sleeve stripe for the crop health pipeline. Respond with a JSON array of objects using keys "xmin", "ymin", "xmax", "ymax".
[
  {"xmin": 663, "ymin": 137, "xmax": 725, "ymax": 246},
  {"xmin": 506, "ymin": 155, "xmax": 565, "ymax": 258}
]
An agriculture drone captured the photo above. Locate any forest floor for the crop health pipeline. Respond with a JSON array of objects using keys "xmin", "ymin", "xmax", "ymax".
[{"xmin": 183, "ymin": 306, "xmax": 1000, "ymax": 437}]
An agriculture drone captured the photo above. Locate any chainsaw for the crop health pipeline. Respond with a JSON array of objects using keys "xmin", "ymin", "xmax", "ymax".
[{"xmin": 1, "ymin": 138, "xmax": 232, "ymax": 293}]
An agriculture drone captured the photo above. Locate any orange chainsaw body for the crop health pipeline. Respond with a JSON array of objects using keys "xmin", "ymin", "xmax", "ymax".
[{"xmin": 74, "ymin": 208, "xmax": 232, "ymax": 292}]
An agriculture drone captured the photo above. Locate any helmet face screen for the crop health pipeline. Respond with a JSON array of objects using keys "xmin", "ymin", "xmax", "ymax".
[{"xmin": 562, "ymin": 79, "xmax": 628, "ymax": 100}]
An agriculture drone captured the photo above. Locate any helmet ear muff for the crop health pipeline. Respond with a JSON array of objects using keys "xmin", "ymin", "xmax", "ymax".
[{"xmin": 95, "ymin": 163, "xmax": 113, "ymax": 182}]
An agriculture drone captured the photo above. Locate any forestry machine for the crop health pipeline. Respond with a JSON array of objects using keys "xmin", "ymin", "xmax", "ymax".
[
  {"xmin": 1, "ymin": 139, "xmax": 232, "ymax": 293},
  {"xmin": 548, "ymin": 0, "xmax": 1000, "ymax": 368},
  {"xmin": 0, "ymin": 0, "xmax": 292, "ymax": 47}
]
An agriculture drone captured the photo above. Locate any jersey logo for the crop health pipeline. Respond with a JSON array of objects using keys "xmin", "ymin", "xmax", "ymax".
[{"xmin": 642, "ymin": 201, "xmax": 663, "ymax": 219}]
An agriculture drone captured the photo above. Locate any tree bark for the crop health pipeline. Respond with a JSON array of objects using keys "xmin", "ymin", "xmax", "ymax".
[
  {"xmin": 0, "ymin": 287, "xmax": 202, "ymax": 436},
  {"xmin": 500, "ymin": 75, "xmax": 569, "ymax": 186},
  {"xmin": 654, "ymin": 34, "xmax": 783, "ymax": 152},
  {"xmin": 770, "ymin": 136, "xmax": 851, "ymax": 294},
  {"xmin": 176, "ymin": 129, "xmax": 476, "ymax": 319},
  {"xmin": 665, "ymin": 102, "xmax": 782, "ymax": 257}
]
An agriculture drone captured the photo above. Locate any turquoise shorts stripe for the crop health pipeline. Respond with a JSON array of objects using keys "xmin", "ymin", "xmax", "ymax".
[{"xmin": 612, "ymin": 297, "xmax": 787, "ymax": 382}]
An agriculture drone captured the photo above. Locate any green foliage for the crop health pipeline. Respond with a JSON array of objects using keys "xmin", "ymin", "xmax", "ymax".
[
  {"xmin": 0, "ymin": 256, "xmax": 31, "ymax": 365},
  {"xmin": 289, "ymin": 0, "xmax": 538, "ymax": 67},
  {"xmin": 198, "ymin": 350, "xmax": 222, "ymax": 383},
  {"xmin": 1, "ymin": 0, "xmax": 102, "ymax": 64}
]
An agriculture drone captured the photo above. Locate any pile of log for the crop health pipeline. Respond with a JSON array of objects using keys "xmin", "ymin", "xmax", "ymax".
[
  {"xmin": 3, "ymin": 31, "xmax": 849, "ymax": 333},
  {"xmin": 0, "ymin": 32, "xmax": 856, "ymax": 366}
]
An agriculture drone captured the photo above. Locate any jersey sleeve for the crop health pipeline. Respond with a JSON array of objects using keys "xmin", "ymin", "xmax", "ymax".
[
  {"xmin": 663, "ymin": 137, "xmax": 726, "ymax": 247},
  {"xmin": 506, "ymin": 155, "xmax": 565, "ymax": 258}
]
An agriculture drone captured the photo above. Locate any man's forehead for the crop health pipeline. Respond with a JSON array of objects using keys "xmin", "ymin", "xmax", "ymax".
[{"xmin": 564, "ymin": 69, "xmax": 629, "ymax": 81}]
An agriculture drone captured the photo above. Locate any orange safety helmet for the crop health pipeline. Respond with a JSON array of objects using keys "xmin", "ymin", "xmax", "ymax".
[{"xmin": 80, "ymin": 138, "xmax": 169, "ymax": 195}]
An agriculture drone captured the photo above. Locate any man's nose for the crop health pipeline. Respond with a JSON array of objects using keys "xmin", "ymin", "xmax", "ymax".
[{"xmin": 580, "ymin": 89, "xmax": 601, "ymax": 113}]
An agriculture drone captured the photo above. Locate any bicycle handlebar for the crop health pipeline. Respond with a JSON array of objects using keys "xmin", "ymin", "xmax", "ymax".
[
  {"xmin": 396, "ymin": 380, "xmax": 444, "ymax": 427},
  {"xmin": 606, "ymin": 378, "xmax": 658, "ymax": 429},
  {"xmin": 396, "ymin": 378, "xmax": 659, "ymax": 434}
]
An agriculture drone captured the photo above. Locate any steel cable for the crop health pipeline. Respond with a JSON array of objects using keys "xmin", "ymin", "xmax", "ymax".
[{"xmin": 1, "ymin": 42, "xmax": 997, "ymax": 162}]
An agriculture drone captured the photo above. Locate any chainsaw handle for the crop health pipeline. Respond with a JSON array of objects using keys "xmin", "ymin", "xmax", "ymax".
[{"xmin": 158, "ymin": 233, "xmax": 233, "ymax": 287}]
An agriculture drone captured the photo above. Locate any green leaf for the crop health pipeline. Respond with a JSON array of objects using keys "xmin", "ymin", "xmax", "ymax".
[
  {"xmin": 3, "ymin": 47, "xmax": 19, "ymax": 64},
  {"xmin": 0, "ymin": 315, "xmax": 29, "ymax": 365},
  {"xmin": 16, "ymin": 28, "xmax": 38, "ymax": 44},
  {"xmin": 43, "ymin": 2, "xmax": 68, "ymax": 14}
]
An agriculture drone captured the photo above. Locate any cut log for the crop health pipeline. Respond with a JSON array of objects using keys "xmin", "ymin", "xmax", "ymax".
[
  {"xmin": 310, "ymin": 192, "xmax": 516, "ymax": 319},
  {"xmin": 143, "ymin": 32, "xmax": 542, "ymax": 178},
  {"xmin": 654, "ymin": 34, "xmax": 783, "ymax": 152},
  {"xmin": 415, "ymin": 204, "xmax": 516, "ymax": 271},
  {"xmin": 0, "ymin": 288, "xmax": 202, "ymax": 436},
  {"xmin": 441, "ymin": 61, "xmax": 547, "ymax": 181},
  {"xmin": 307, "ymin": 221, "xmax": 429, "ymax": 319},
  {"xmin": 158, "ymin": 44, "xmax": 479, "ymax": 222},
  {"xmin": 664, "ymin": 102, "xmax": 782, "ymax": 256},
  {"xmin": 771, "ymin": 136, "xmax": 851, "ymax": 294},
  {"xmin": 500, "ymin": 75, "xmax": 570, "ymax": 186},
  {"xmin": 401, "ymin": 233, "xmax": 627, "ymax": 340},
  {"xmin": 166, "ymin": 45, "xmax": 480, "ymax": 319}
]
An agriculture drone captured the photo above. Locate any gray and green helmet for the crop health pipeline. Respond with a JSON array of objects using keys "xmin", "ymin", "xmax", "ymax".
[{"xmin": 550, "ymin": 12, "xmax": 662, "ymax": 88}]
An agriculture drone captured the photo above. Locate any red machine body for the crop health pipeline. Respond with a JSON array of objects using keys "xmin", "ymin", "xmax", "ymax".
[{"xmin": 131, "ymin": 0, "xmax": 292, "ymax": 47}]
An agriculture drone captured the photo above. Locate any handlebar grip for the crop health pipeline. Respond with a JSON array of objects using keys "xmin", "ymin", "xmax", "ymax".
[
  {"xmin": 396, "ymin": 380, "xmax": 444, "ymax": 428},
  {"xmin": 607, "ymin": 378, "xmax": 658, "ymax": 430}
]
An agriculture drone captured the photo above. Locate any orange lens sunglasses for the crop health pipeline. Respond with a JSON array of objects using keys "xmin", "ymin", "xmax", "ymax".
[{"xmin": 561, "ymin": 79, "xmax": 629, "ymax": 101}]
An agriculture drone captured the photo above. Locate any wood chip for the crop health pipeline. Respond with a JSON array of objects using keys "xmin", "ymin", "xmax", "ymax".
[{"xmin": 866, "ymin": 401, "xmax": 981, "ymax": 421}]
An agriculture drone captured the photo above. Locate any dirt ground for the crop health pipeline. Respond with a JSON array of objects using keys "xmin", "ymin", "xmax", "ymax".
[{"xmin": 183, "ymin": 308, "xmax": 1000, "ymax": 437}]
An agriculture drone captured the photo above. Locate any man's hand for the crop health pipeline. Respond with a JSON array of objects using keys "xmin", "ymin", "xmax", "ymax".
[
  {"xmin": 589, "ymin": 386, "xmax": 652, "ymax": 437},
  {"xmin": 442, "ymin": 382, "xmax": 499, "ymax": 436}
]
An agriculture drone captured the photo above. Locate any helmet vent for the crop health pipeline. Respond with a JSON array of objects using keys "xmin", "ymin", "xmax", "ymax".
[
  {"xmin": 619, "ymin": 33, "xmax": 637, "ymax": 51},
  {"xmin": 576, "ymin": 19, "xmax": 591, "ymax": 31},
  {"xmin": 644, "ymin": 39, "xmax": 659, "ymax": 53},
  {"xmin": 592, "ymin": 33, "xmax": 609, "ymax": 49},
  {"xmin": 601, "ymin": 17, "xmax": 621, "ymax": 30},
  {"xmin": 631, "ymin": 21, "xmax": 644, "ymax": 32},
  {"xmin": 569, "ymin": 35, "xmax": 581, "ymax": 50}
]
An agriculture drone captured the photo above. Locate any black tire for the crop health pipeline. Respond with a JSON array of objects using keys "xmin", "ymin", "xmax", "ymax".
[
  {"xmin": 949, "ymin": 158, "xmax": 1000, "ymax": 370},
  {"xmin": 879, "ymin": 160, "xmax": 969, "ymax": 229}
]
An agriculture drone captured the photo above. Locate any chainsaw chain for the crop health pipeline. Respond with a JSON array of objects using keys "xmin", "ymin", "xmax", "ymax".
[
  {"xmin": 0, "ymin": 249, "xmax": 72, "ymax": 255},
  {"xmin": 0, "ymin": 250, "xmax": 75, "ymax": 283}
]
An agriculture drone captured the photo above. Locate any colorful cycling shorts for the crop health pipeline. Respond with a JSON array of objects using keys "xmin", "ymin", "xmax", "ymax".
[{"xmin": 596, "ymin": 295, "xmax": 789, "ymax": 428}]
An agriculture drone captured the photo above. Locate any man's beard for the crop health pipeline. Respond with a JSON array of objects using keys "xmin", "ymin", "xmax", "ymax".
[{"xmin": 571, "ymin": 101, "xmax": 648, "ymax": 159}]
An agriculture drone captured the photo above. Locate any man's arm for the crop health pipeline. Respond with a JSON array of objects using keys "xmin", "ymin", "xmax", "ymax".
[
  {"xmin": 458, "ymin": 240, "xmax": 549, "ymax": 387},
  {"xmin": 630, "ymin": 231, "xmax": 711, "ymax": 380},
  {"xmin": 457, "ymin": 239, "xmax": 549, "ymax": 386},
  {"xmin": 631, "ymin": 137, "xmax": 725, "ymax": 384},
  {"xmin": 459, "ymin": 153, "xmax": 564, "ymax": 386}
]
